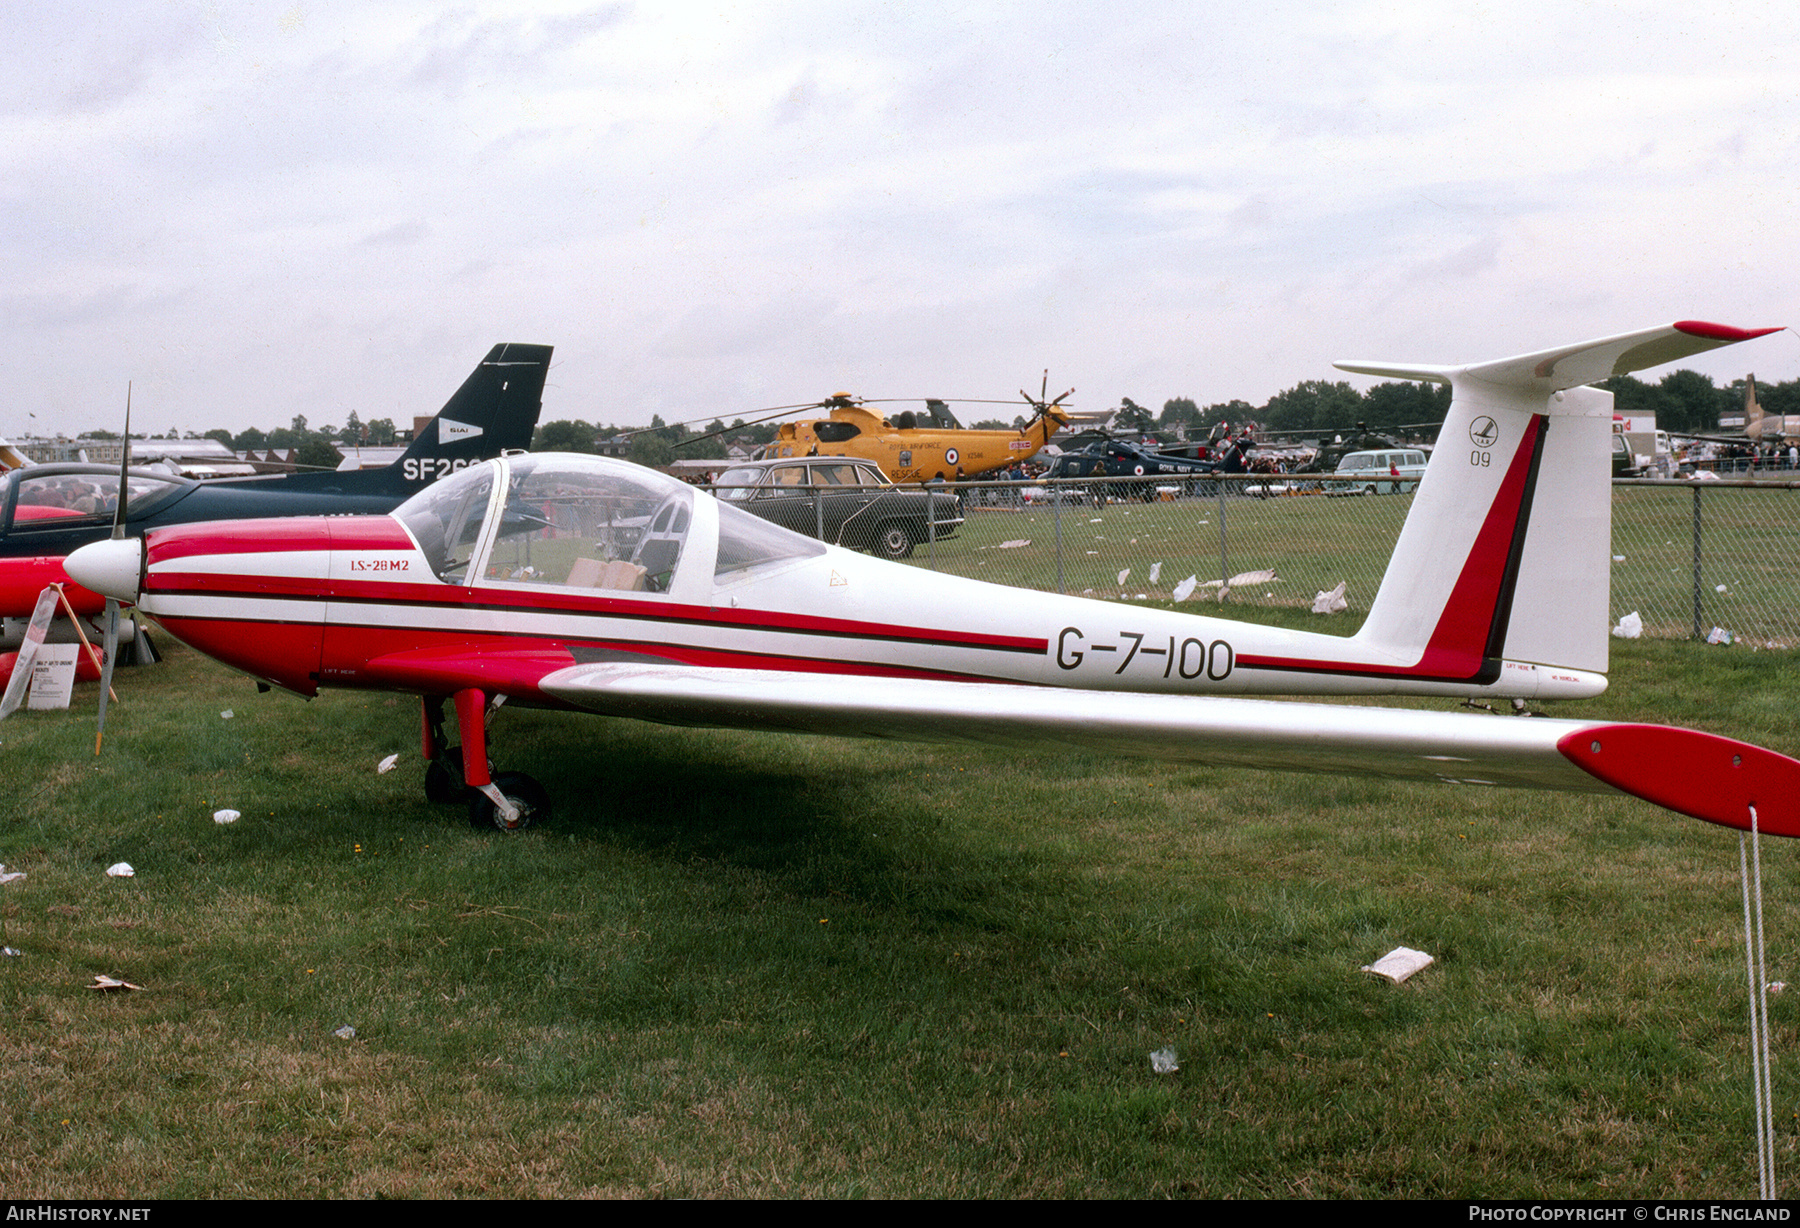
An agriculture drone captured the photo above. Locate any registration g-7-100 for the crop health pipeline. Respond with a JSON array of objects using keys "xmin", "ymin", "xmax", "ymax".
[
  {"xmin": 1055, "ymin": 626, "xmax": 1234, "ymax": 681},
  {"xmin": 402, "ymin": 457, "xmax": 477, "ymax": 483}
]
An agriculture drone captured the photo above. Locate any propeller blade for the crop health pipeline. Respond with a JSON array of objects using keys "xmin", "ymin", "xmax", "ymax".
[
  {"xmin": 95, "ymin": 599, "xmax": 119, "ymax": 755},
  {"xmin": 96, "ymin": 381, "xmax": 132, "ymax": 754},
  {"xmin": 112, "ymin": 383, "xmax": 131, "ymax": 540}
]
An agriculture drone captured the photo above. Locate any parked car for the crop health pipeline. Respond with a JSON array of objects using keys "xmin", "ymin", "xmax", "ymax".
[
  {"xmin": 1331, "ymin": 448, "xmax": 1428, "ymax": 494},
  {"xmin": 710, "ymin": 458, "xmax": 963, "ymax": 559}
]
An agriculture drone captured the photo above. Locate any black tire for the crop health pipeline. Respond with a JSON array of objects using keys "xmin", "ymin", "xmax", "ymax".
[
  {"xmin": 425, "ymin": 747, "xmax": 471, "ymax": 804},
  {"xmin": 467, "ymin": 772, "xmax": 552, "ymax": 832},
  {"xmin": 875, "ymin": 522, "xmax": 914, "ymax": 560}
]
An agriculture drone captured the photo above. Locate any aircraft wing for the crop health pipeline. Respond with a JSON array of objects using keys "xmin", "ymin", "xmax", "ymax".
[
  {"xmin": 1335, "ymin": 320, "xmax": 1783, "ymax": 392},
  {"xmin": 538, "ymin": 662, "xmax": 1800, "ymax": 837}
]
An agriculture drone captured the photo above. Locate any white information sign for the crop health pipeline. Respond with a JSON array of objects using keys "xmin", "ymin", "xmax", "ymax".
[{"xmin": 27, "ymin": 644, "xmax": 80, "ymax": 710}]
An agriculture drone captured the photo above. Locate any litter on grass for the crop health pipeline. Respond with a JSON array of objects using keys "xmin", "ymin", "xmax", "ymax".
[
  {"xmin": 1312, "ymin": 581, "xmax": 1348, "ymax": 615},
  {"xmin": 1150, "ymin": 1047, "xmax": 1179, "ymax": 1075},
  {"xmin": 1612, "ymin": 611, "xmax": 1643, "ymax": 639},
  {"xmin": 213, "ymin": 809, "xmax": 240, "ymax": 825},
  {"xmin": 377, "ymin": 754, "xmax": 400, "ymax": 774},
  {"xmin": 105, "ymin": 862, "xmax": 134, "ymax": 878},
  {"xmin": 89, "ymin": 975, "xmax": 143, "ymax": 991},
  {"xmin": 1362, "ymin": 947, "xmax": 1434, "ymax": 983}
]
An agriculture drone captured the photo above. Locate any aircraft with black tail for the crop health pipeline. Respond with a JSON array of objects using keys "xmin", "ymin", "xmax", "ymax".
[{"xmin": 1, "ymin": 344, "xmax": 552, "ymax": 640}]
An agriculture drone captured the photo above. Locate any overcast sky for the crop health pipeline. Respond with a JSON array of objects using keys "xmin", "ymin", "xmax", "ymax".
[{"xmin": 6, "ymin": 1, "xmax": 1798, "ymax": 439}]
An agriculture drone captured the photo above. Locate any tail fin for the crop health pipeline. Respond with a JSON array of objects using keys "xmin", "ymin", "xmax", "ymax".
[
  {"xmin": 1336, "ymin": 321, "xmax": 1779, "ymax": 680},
  {"xmin": 393, "ymin": 343, "xmax": 553, "ymax": 488}
]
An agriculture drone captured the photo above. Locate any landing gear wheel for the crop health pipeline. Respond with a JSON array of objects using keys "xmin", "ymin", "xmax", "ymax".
[
  {"xmin": 467, "ymin": 772, "xmax": 552, "ymax": 832},
  {"xmin": 875, "ymin": 522, "xmax": 914, "ymax": 560},
  {"xmin": 425, "ymin": 747, "xmax": 477, "ymax": 804}
]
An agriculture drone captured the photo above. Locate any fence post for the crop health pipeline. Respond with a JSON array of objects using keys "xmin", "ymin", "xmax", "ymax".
[
  {"xmin": 926, "ymin": 481, "xmax": 937, "ymax": 569},
  {"xmin": 1053, "ymin": 483, "xmax": 1064, "ymax": 595},
  {"xmin": 1691, "ymin": 484, "xmax": 1704, "ymax": 639},
  {"xmin": 813, "ymin": 483, "xmax": 824, "ymax": 544},
  {"xmin": 1216, "ymin": 479, "xmax": 1230, "ymax": 600}
]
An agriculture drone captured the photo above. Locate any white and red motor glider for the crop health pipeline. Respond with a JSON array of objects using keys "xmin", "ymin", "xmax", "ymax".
[{"xmin": 68, "ymin": 322, "xmax": 1800, "ymax": 835}]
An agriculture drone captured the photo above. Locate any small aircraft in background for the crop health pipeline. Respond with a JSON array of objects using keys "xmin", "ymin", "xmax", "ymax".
[
  {"xmin": 1044, "ymin": 435, "xmax": 1245, "ymax": 485},
  {"xmin": 1, "ymin": 344, "xmax": 552, "ymax": 644},
  {"xmin": 67, "ymin": 322, "xmax": 1799, "ymax": 839},
  {"xmin": 755, "ymin": 382, "xmax": 1074, "ymax": 482}
]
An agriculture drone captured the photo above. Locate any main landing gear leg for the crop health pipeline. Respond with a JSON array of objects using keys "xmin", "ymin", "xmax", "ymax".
[
  {"xmin": 451, "ymin": 687, "xmax": 552, "ymax": 832},
  {"xmin": 421, "ymin": 696, "xmax": 477, "ymax": 804}
]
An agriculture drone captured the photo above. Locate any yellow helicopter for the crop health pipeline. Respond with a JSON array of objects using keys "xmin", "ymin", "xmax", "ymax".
[{"xmin": 754, "ymin": 381, "xmax": 1075, "ymax": 482}]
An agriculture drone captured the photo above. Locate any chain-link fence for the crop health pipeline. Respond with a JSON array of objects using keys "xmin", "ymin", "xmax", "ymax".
[
  {"xmin": 716, "ymin": 473, "xmax": 1799, "ymax": 647},
  {"xmin": 1610, "ymin": 479, "xmax": 1800, "ymax": 647},
  {"xmin": 904, "ymin": 474, "xmax": 1410, "ymax": 615}
]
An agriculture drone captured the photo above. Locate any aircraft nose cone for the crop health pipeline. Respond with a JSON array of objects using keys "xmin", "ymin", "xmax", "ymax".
[{"xmin": 65, "ymin": 538, "xmax": 143, "ymax": 603}]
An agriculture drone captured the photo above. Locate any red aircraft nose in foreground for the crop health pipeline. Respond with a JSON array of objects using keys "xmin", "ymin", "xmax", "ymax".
[{"xmin": 68, "ymin": 322, "xmax": 1800, "ymax": 836}]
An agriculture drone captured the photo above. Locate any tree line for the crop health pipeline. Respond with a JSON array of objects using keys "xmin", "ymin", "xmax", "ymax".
[
  {"xmin": 1133, "ymin": 368, "xmax": 1791, "ymax": 440},
  {"xmin": 82, "ymin": 367, "xmax": 1791, "ymax": 471}
]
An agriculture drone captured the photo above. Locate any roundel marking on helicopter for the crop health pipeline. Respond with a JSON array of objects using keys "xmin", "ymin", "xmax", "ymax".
[
  {"xmin": 1133, "ymin": 464, "xmax": 1145, "ymax": 476},
  {"xmin": 944, "ymin": 447, "xmax": 960, "ymax": 465}
]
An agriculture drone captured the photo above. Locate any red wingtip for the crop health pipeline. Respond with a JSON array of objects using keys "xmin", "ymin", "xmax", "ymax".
[
  {"xmin": 1558, "ymin": 724, "xmax": 1800, "ymax": 836},
  {"xmin": 1673, "ymin": 321, "xmax": 1784, "ymax": 343}
]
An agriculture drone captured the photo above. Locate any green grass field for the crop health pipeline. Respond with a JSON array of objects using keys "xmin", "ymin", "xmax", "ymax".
[{"xmin": 2, "ymin": 636, "xmax": 1797, "ymax": 1198}]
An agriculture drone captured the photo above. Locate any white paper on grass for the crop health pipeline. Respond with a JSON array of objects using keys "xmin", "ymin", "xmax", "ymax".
[
  {"xmin": 1311, "ymin": 581, "xmax": 1348, "ymax": 615},
  {"xmin": 105, "ymin": 862, "xmax": 134, "ymax": 878},
  {"xmin": 1612, "ymin": 611, "xmax": 1642, "ymax": 639},
  {"xmin": 1362, "ymin": 947, "xmax": 1434, "ymax": 983}
]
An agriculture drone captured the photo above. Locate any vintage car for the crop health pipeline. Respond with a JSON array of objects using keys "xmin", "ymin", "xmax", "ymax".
[
  {"xmin": 710, "ymin": 457, "xmax": 964, "ymax": 559},
  {"xmin": 1330, "ymin": 448, "xmax": 1429, "ymax": 494}
]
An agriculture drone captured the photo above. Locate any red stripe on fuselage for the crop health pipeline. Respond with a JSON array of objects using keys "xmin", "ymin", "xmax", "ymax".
[
  {"xmin": 144, "ymin": 567, "xmax": 1048, "ymax": 655},
  {"xmin": 1236, "ymin": 415, "xmax": 1544, "ymax": 682},
  {"xmin": 318, "ymin": 625, "xmax": 1015, "ymax": 697}
]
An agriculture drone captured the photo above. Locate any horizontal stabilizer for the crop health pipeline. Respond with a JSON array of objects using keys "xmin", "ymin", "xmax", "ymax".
[{"xmin": 1335, "ymin": 321, "xmax": 1782, "ymax": 393}]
